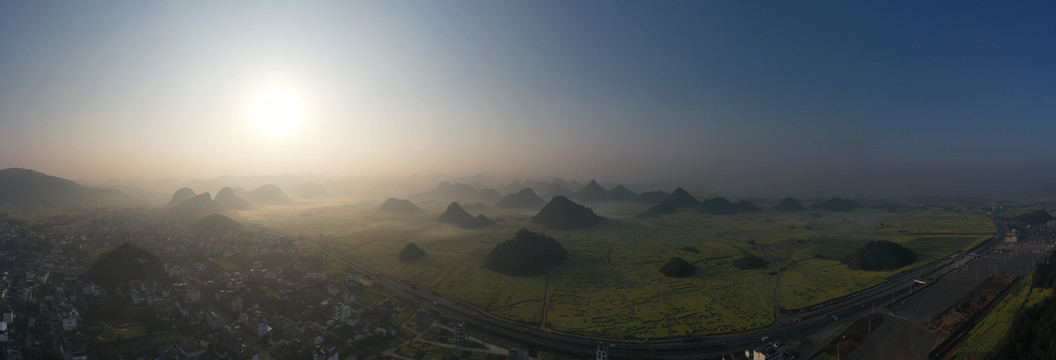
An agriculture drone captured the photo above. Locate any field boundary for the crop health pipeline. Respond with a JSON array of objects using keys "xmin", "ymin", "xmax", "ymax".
[{"xmin": 928, "ymin": 275, "xmax": 1021, "ymax": 360}]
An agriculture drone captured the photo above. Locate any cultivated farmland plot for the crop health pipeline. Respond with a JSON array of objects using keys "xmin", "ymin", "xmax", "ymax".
[{"xmin": 238, "ymin": 200, "xmax": 994, "ymax": 338}]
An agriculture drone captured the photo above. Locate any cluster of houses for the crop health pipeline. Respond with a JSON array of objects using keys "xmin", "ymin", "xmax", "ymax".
[{"xmin": 0, "ymin": 208, "xmax": 414, "ymax": 360}]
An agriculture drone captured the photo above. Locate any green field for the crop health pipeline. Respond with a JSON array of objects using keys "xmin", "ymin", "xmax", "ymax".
[
  {"xmin": 952, "ymin": 272, "xmax": 1055, "ymax": 359},
  {"xmin": 238, "ymin": 200, "xmax": 995, "ymax": 338}
]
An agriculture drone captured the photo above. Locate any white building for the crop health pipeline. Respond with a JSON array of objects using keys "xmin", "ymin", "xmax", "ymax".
[{"xmin": 333, "ymin": 304, "xmax": 352, "ymax": 323}]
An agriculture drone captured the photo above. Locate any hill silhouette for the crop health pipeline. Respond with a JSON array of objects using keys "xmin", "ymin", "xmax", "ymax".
[
  {"xmin": 1011, "ymin": 210, "xmax": 1054, "ymax": 227},
  {"xmin": 398, "ymin": 242, "xmax": 427, "ymax": 262},
  {"xmin": 496, "ymin": 180, "xmax": 523, "ymax": 195},
  {"xmin": 436, "ymin": 202, "xmax": 475, "ymax": 224},
  {"xmin": 699, "ymin": 197, "xmax": 738, "ymax": 214},
  {"xmin": 428, "ymin": 182, "xmax": 480, "ymax": 199},
  {"xmin": 232, "ymin": 186, "xmax": 253, "ymax": 201},
  {"xmin": 606, "ymin": 185, "xmax": 638, "ymax": 202},
  {"xmin": 479, "ymin": 188, "xmax": 503, "ymax": 203},
  {"xmin": 168, "ymin": 193, "xmax": 222, "ymax": 222},
  {"xmin": 483, "ymin": 229, "xmax": 567, "ymax": 276},
  {"xmin": 0, "ymin": 168, "xmax": 123, "ymax": 205},
  {"xmin": 421, "ymin": 182, "xmax": 502, "ymax": 203},
  {"xmin": 169, "ymin": 187, "xmax": 197, "ymax": 207},
  {"xmin": 532, "ymin": 196, "xmax": 603, "ymax": 229},
  {"xmin": 575, "ymin": 180, "xmax": 609, "ymax": 202},
  {"xmin": 191, "ymin": 213, "xmax": 244, "ymax": 234},
  {"xmin": 214, "ymin": 187, "xmax": 251, "ymax": 210},
  {"xmin": 659, "ymin": 257, "xmax": 695, "ymax": 278},
  {"xmin": 842, "ymin": 241, "xmax": 917, "ymax": 270},
  {"xmin": 247, "ymin": 184, "xmax": 291, "ymax": 204},
  {"xmin": 811, "ymin": 198, "xmax": 861, "ymax": 212},
  {"xmin": 378, "ymin": 198, "xmax": 423, "ymax": 213},
  {"xmin": 432, "ymin": 200, "xmax": 494, "ymax": 228},
  {"xmin": 568, "ymin": 180, "xmax": 583, "ymax": 190},
  {"xmin": 647, "ymin": 188, "xmax": 700, "ymax": 214},
  {"xmin": 86, "ymin": 242, "xmax": 168, "ymax": 287},
  {"xmin": 774, "ymin": 197, "xmax": 806, "ymax": 212},
  {"xmin": 733, "ymin": 254, "xmax": 768, "ymax": 269},
  {"xmin": 495, "ymin": 188, "xmax": 545, "ymax": 209},
  {"xmin": 635, "ymin": 190, "xmax": 670, "ymax": 203}
]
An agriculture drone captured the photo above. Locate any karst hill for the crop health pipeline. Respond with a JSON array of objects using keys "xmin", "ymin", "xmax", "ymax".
[{"xmin": 532, "ymin": 196, "xmax": 603, "ymax": 229}]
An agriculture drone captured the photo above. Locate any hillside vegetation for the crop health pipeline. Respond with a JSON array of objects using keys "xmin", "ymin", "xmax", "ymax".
[
  {"xmin": 87, "ymin": 242, "xmax": 169, "ymax": 287},
  {"xmin": 484, "ymin": 229, "xmax": 567, "ymax": 276},
  {"xmin": 842, "ymin": 240, "xmax": 917, "ymax": 271}
]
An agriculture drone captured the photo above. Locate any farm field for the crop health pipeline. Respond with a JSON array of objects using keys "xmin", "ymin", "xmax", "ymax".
[
  {"xmin": 952, "ymin": 272, "xmax": 1054, "ymax": 359},
  {"xmin": 238, "ymin": 199, "xmax": 995, "ymax": 338}
]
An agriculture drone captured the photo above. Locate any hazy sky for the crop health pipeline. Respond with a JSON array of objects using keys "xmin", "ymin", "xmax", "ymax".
[{"xmin": 2, "ymin": 1, "xmax": 1055, "ymax": 197}]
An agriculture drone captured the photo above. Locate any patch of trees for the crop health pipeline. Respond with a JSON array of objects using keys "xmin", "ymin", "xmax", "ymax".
[
  {"xmin": 483, "ymin": 229, "xmax": 567, "ymax": 276},
  {"xmin": 811, "ymin": 198, "xmax": 861, "ymax": 212},
  {"xmin": 992, "ymin": 251, "xmax": 1056, "ymax": 358},
  {"xmin": 681, "ymin": 246, "xmax": 700, "ymax": 253},
  {"xmin": 733, "ymin": 254, "xmax": 768, "ymax": 269},
  {"xmin": 842, "ymin": 241, "xmax": 916, "ymax": 271},
  {"xmin": 398, "ymin": 242, "xmax": 426, "ymax": 262},
  {"xmin": 1010, "ymin": 209, "xmax": 1054, "ymax": 228},
  {"xmin": 660, "ymin": 257, "xmax": 695, "ymax": 278},
  {"xmin": 87, "ymin": 242, "xmax": 168, "ymax": 287},
  {"xmin": 191, "ymin": 213, "xmax": 244, "ymax": 234}
]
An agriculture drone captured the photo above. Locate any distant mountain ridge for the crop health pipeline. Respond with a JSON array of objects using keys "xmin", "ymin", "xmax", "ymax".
[
  {"xmin": 247, "ymin": 184, "xmax": 291, "ymax": 204},
  {"xmin": 0, "ymin": 168, "xmax": 124, "ymax": 205},
  {"xmin": 495, "ymin": 188, "xmax": 546, "ymax": 209},
  {"xmin": 419, "ymin": 182, "xmax": 502, "ymax": 203},
  {"xmin": 575, "ymin": 180, "xmax": 610, "ymax": 202},
  {"xmin": 646, "ymin": 188, "xmax": 700, "ymax": 214},
  {"xmin": 168, "ymin": 192, "xmax": 222, "ymax": 222},
  {"xmin": 436, "ymin": 201, "xmax": 495, "ymax": 229}
]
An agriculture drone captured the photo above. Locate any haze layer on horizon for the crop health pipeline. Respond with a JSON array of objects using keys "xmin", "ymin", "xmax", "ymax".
[{"xmin": 2, "ymin": 1, "xmax": 1055, "ymax": 198}]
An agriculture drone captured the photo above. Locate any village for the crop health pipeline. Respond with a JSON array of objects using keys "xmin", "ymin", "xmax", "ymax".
[{"xmin": 0, "ymin": 208, "xmax": 525, "ymax": 360}]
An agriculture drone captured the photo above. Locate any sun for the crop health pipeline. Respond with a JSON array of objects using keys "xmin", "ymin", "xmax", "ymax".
[{"xmin": 248, "ymin": 87, "xmax": 304, "ymax": 137}]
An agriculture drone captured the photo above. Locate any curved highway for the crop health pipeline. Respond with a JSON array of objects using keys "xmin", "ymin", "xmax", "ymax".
[{"xmin": 304, "ymin": 237, "xmax": 995, "ymax": 358}]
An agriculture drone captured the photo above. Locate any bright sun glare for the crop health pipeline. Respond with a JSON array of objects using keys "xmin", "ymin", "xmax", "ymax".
[{"xmin": 248, "ymin": 88, "xmax": 304, "ymax": 137}]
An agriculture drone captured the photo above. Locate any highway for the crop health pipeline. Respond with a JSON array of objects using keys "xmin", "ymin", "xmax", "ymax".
[{"xmin": 304, "ymin": 236, "xmax": 1003, "ymax": 358}]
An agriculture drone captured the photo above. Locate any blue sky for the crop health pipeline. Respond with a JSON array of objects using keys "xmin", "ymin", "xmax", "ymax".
[{"xmin": 1, "ymin": 1, "xmax": 1055, "ymax": 197}]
